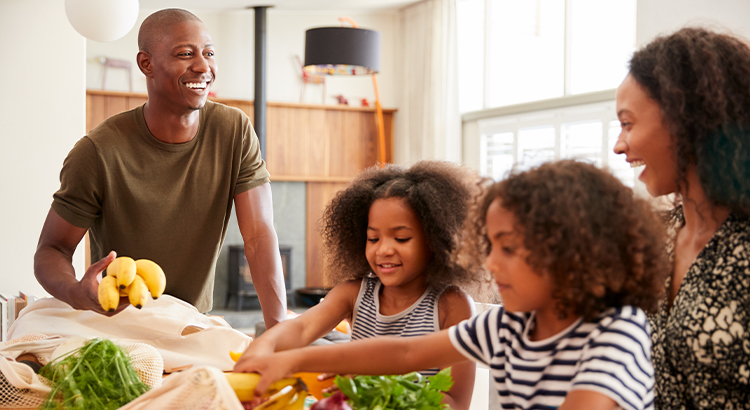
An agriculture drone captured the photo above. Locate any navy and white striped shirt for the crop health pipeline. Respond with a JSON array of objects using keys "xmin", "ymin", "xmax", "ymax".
[
  {"xmin": 351, "ymin": 276, "xmax": 442, "ymax": 376},
  {"xmin": 449, "ymin": 305, "xmax": 654, "ymax": 410}
]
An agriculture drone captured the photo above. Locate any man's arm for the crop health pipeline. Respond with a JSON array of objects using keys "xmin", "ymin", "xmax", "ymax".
[
  {"xmin": 34, "ymin": 208, "xmax": 125, "ymax": 314},
  {"xmin": 235, "ymin": 183, "xmax": 287, "ymax": 328}
]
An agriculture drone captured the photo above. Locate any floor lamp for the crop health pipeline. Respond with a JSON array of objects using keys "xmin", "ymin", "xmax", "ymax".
[{"xmin": 303, "ymin": 19, "xmax": 387, "ymax": 166}]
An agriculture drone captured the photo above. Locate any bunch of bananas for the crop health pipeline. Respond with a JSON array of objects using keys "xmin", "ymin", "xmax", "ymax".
[
  {"xmin": 98, "ymin": 256, "xmax": 166, "ymax": 312},
  {"xmin": 225, "ymin": 373, "xmax": 308, "ymax": 410}
]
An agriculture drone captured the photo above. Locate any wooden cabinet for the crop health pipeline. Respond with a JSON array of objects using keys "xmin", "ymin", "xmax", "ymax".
[
  {"xmin": 86, "ymin": 90, "xmax": 394, "ymax": 181},
  {"xmin": 86, "ymin": 90, "xmax": 395, "ymax": 289}
]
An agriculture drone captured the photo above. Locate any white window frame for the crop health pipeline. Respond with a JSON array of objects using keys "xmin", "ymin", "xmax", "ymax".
[{"xmin": 473, "ymin": 89, "xmax": 635, "ymax": 181}]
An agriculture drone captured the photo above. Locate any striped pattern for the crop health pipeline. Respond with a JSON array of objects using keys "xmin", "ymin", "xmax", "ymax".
[
  {"xmin": 351, "ymin": 277, "xmax": 441, "ymax": 376},
  {"xmin": 449, "ymin": 305, "xmax": 654, "ymax": 410}
]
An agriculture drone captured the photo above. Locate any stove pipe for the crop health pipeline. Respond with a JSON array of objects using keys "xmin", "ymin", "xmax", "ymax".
[{"xmin": 253, "ymin": 6, "xmax": 269, "ymax": 160}]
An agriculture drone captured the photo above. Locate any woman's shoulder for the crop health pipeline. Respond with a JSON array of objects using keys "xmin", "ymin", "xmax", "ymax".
[
  {"xmin": 699, "ymin": 212, "xmax": 750, "ymax": 269},
  {"xmin": 721, "ymin": 213, "xmax": 750, "ymax": 243}
]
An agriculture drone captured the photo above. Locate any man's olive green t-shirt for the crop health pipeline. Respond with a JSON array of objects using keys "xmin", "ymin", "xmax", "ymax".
[{"xmin": 52, "ymin": 100, "xmax": 270, "ymax": 312}]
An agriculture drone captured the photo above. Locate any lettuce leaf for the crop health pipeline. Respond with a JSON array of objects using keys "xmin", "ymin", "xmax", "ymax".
[{"xmin": 333, "ymin": 367, "xmax": 453, "ymax": 410}]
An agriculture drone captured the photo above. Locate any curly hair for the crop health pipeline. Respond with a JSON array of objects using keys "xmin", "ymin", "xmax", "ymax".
[
  {"xmin": 321, "ymin": 161, "xmax": 484, "ymax": 295},
  {"xmin": 457, "ymin": 160, "xmax": 668, "ymax": 319},
  {"xmin": 629, "ymin": 27, "xmax": 750, "ymax": 215}
]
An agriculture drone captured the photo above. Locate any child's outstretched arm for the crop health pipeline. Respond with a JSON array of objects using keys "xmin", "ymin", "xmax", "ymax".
[
  {"xmin": 234, "ymin": 280, "xmax": 360, "ymax": 366},
  {"xmin": 236, "ymin": 329, "xmax": 467, "ymax": 398},
  {"xmin": 436, "ymin": 288, "xmax": 476, "ymax": 410}
]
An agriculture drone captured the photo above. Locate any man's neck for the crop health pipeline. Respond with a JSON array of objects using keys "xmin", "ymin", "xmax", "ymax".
[{"xmin": 142, "ymin": 99, "xmax": 201, "ymax": 144}]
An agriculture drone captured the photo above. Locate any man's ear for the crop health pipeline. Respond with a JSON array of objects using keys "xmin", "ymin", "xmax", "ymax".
[{"xmin": 137, "ymin": 51, "xmax": 153, "ymax": 77}]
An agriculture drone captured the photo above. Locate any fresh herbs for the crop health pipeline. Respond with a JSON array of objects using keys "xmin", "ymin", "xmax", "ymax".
[
  {"xmin": 333, "ymin": 368, "xmax": 454, "ymax": 410},
  {"xmin": 40, "ymin": 338, "xmax": 149, "ymax": 410}
]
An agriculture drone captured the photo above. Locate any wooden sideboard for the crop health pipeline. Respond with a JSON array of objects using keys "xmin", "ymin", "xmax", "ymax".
[{"xmin": 86, "ymin": 90, "xmax": 396, "ymax": 288}]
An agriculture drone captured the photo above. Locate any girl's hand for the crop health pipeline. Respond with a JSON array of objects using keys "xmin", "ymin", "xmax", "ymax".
[
  {"xmin": 234, "ymin": 338, "xmax": 275, "ymax": 365},
  {"xmin": 233, "ymin": 351, "xmax": 297, "ymax": 397},
  {"xmin": 318, "ymin": 373, "xmax": 355, "ymax": 394}
]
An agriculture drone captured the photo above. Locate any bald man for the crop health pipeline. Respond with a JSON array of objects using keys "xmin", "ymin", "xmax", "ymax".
[{"xmin": 34, "ymin": 9, "xmax": 287, "ymax": 327}]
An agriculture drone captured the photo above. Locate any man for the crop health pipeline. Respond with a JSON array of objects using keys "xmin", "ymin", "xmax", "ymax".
[{"xmin": 34, "ymin": 9, "xmax": 286, "ymax": 327}]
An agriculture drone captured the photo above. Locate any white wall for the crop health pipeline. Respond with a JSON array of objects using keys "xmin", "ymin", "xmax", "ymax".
[
  {"xmin": 636, "ymin": 0, "xmax": 750, "ymax": 46},
  {"xmin": 0, "ymin": 0, "xmax": 87, "ymax": 297},
  {"xmin": 86, "ymin": 9, "xmax": 398, "ymax": 108}
]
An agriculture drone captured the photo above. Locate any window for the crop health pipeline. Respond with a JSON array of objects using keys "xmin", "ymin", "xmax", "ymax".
[
  {"xmin": 478, "ymin": 100, "xmax": 635, "ymax": 187},
  {"xmin": 457, "ymin": 0, "xmax": 637, "ymax": 113},
  {"xmin": 562, "ymin": 121, "xmax": 603, "ymax": 166}
]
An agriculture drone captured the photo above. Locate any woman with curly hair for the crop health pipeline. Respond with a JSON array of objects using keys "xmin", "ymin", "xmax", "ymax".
[
  {"xmin": 236, "ymin": 160, "xmax": 667, "ymax": 410},
  {"xmin": 235, "ymin": 161, "xmax": 481, "ymax": 410},
  {"xmin": 614, "ymin": 27, "xmax": 750, "ymax": 408}
]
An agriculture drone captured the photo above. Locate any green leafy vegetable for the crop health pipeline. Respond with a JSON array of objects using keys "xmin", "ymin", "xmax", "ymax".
[
  {"xmin": 40, "ymin": 338, "xmax": 149, "ymax": 410},
  {"xmin": 333, "ymin": 367, "xmax": 454, "ymax": 410}
]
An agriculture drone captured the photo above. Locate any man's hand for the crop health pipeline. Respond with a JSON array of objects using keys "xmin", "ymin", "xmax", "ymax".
[
  {"xmin": 72, "ymin": 251, "xmax": 130, "ymax": 315},
  {"xmin": 34, "ymin": 209, "xmax": 129, "ymax": 316}
]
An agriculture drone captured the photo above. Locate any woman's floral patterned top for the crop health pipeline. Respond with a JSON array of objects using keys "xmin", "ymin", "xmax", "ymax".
[{"xmin": 651, "ymin": 207, "xmax": 750, "ymax": 409}]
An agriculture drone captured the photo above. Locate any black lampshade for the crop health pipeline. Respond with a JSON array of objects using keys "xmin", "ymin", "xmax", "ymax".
[{"xmin": 304, "ymin": 27, "xmax": 381, "ymax": 75}]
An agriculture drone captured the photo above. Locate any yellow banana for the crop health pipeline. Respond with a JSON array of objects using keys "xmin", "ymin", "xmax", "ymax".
[
  {"xmin": 98, "ymin": 274, "xmax": 120, "ymax": 312},
  {"xmin": 254, "ymin": 385, "xmax": 297, "ymax": 410},
  {"xmin": 107, "ymin": 256, "xmax": 137, "ymax": 290},
  {"xmin": 135, "ymin": 259, "xmax": 166, "ymax": 299},
  {"xmin": 281, "ymin": 392, "xmax": 306, "ymax": 410},
  {"xmin": 225, "ymin": 372, "xmax": 262, "ymax": 402},
  {"xmin": 126, "ymin": 275, "xmax": 150, "ymax": 309},
  {"xmin": 266, "ymin": 378, "xmax": 305, "ymax": 396},
  {"xmin": 259, "ymin": 379, "xmax": 309, "ymax": 410},
  {"xmin": 224, "ymin": 374, "xmax": 304, "ymax": 404}
]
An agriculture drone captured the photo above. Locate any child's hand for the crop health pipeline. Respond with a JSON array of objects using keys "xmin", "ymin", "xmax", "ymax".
[
  {"xmin": 233, "ymin": 338, "xmax": 275, "ymax": 365},
  {"xmin": 233, "ymin": 351, "xmax": 297, "ymax": 397},
  {"xmin": 317, "ymin": 373, "xmax": 340, "ymax": 394},
  {"xmin": 318, "ymin": 373, "xmax": 355, "ymax": 394}
]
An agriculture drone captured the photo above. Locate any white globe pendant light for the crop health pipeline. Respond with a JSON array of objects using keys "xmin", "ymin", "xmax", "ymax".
[{"xmin": 65, "ymin": 0, "xmax": 140, "ymax": 43}]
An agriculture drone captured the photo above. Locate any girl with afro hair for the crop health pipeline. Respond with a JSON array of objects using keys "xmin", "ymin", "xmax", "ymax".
[
  {"xmin": 236, "ymin": 160, "xmax": 667, "ymax": 410},
  {"xmin": 235, "ymin": 161, "xmax": 483, "ymax": 410}
]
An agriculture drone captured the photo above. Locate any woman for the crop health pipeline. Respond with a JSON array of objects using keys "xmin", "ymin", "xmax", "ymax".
[{"xmin": 614, "ymin": 27, "xmax": 750, "ymax": 408}]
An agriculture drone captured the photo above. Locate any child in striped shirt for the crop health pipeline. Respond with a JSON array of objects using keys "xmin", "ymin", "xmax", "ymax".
[
  {"xmin": 236, "ymin": 160, "xmax": 668, "ymax": 410},
  {"xmin": 235, "ymin": 161, "xmax": 486, "ymax": 410}
]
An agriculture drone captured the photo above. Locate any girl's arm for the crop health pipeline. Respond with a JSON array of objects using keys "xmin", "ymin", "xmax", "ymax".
[
  {"xmin": 233, "ymin": 280, "xmax": 360, "ymax": 366},
  {"xmin": 436, "ymin": 288, "xmax": 476, "ymax": 410},
  {"xmin": 236, "ymin": 329, "xmax": 467, "ymax": 397}
]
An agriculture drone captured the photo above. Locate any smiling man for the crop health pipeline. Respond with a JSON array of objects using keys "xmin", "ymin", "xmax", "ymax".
[{"xmin": 33, "ymin": 9, "xmax": 287, "ymax": 327}]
